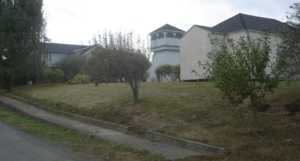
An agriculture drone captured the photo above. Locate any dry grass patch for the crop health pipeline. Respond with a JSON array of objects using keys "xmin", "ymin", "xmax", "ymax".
[{"xmin": 6, "ymin": 81, "xmax": 300, "ymax": 160}]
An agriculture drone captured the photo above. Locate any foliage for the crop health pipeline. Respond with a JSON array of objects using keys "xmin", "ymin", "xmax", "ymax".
[
  {"xmin": 198, "ymin": 30, "xmax": 282, "ymax": 135},
  {"xmin": 277, "ymin": 3, "xmax": 300, "ymax": 85},
  {"xmin": 42, "ymin": 69, "xmax": 64, "ymax": 83},
  {"xmin": 69, "ymin": 75, "xmax": 90, "ymax": 84},
  {"xmin": 56, "ymin": 55, "xmax": 88, "ymax": 81},
  {"xmin": 0, "ymin": 0, "xmax": 45, "ymax": 87},
  {"xmin": 155, "ymin": 64, "xmax": 180, "ymax": 82},
  {"xmin": 89, "ymin": 30, "xmax": 151, "ymax": 102},
  {"xmin": 174, "ymin": 64, "xmax": 180, "ymax": 81},
  {"xmin": 0, "ymin": 65, "xmax": 17, "ymax": 92}
]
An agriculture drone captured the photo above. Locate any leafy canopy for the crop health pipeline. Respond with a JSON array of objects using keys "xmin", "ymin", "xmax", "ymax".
[
  {"xmin": 197, "ymin": 30, "xmax": 283, "ymax": 134},
  {"xmin": 277, "ymin": 3, "xmax": 300, "ymax": 84},
  {"xmin": 89, "ymin": 30, "xmax": 151, "ymax": 102}
]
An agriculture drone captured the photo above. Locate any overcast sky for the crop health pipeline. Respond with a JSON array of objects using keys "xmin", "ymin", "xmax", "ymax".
[{"xmin": 43, "ymin": 0, "xmax": 296, "ymax": 45}]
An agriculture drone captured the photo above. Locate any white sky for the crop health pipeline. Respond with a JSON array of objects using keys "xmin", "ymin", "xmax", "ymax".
[{"xmin": 43, "ymin": 0, "xmax": 296, "ymax": 45}]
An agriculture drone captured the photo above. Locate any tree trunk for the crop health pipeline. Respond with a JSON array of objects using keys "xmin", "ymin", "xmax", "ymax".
[
  {"xmin": 251, "ymin": 80, "xmax": 260, "ymax": 135},
  {"xmin": 251, "ymin": 99, "xmax": 261, "ymax": 135},
  {"xmin": 128, "ymin": 79, "xmax": 139, "ymax": 102}
]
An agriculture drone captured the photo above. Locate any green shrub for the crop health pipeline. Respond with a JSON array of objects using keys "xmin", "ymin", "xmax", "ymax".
[
  {"xmin": 42, "ymin": 69, "xmax": 64, "ymax": 83},
  {"xmin": 70, "ymin": 75, "xmax": 90, "ymax": 84},
  {"xmin": 0, "ymin": 65, "xmax": 17, "ymax": 92}
]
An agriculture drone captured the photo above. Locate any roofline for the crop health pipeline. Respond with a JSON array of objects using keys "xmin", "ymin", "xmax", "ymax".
[
  {"xmin": 211, "ymin": 28, "xmax": 280, "ymax": 36},
  {"xmin": 82, "ymin": 46, "xmax": 97, "ymax": 57},
  {"xmin": 180, "ymin": 25, "xmax": 211, "ymax": 40},
  {"xmin": 150, "ymin": 30, "xmax": 185, "ymax": 35},
  {"xmin": 44, "ymin": 42, "xmax": 90, "ymax": 47},
  {"xmin": 73, "ymin": 46, "xmax": 91, "ymax": 52}
]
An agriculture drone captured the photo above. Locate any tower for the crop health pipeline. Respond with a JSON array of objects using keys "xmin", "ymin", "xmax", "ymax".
[{"xmin": 148, "ymin": 24, "xmax": 185, "ymax": 82}]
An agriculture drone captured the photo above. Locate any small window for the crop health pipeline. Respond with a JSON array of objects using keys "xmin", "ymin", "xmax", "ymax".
[
  {"xmin": 166, "ymin": 33, "xmax": 174, "ymax": 38},
  {"xmin": 158, "ymin": 33, "xmax": 164, "ymax": 39},
  {"xmin": 151, "ymin": 35, "xmax": 157, "ymax": 41},
  {"xmin": 49, "ymin": 53, "xmax": 51, "ymax": 62},
  {"xmin": 175, "ymin": 33, "xmax": 183, "ymax": 39}
]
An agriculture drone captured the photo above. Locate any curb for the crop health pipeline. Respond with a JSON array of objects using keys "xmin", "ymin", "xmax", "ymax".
[
  {"xmin": 145, "ymin": 130, "xmax": 226, "ymax": 154},
  {"xmin": 0, "ymin": 92, "xmax": 133, "ymax": 133}
]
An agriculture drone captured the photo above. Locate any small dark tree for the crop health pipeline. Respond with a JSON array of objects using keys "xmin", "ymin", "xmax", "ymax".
[
  {"xmin": 155, "ymin": 64, "xmax": 179, "ymax": 82},
  {"xmin": 277, "ymin": 3, "xmax": 300, "ymax": 84},
  {"xmin": 197, "ymin": 31, "xmax": 283, "ymax": 135},
  {"xmin": 90, "ymin": 30, "xmax": 151, "ymax": 102},
  {"xmin": 56, "ymin": 55, "xmax": 87, "ymax": 81},
  {"xmin": 0, "ymin": 64, "xmax": 17, "ymax": 92},
  {"xmin": 155, "ymin": 64, "xmax": 173, "ymax": 82}
]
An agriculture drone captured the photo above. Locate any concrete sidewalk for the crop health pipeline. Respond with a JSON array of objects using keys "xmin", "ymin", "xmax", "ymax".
[{"xmin": 0, "ymin": 95, "xmax": 200, "ymax": 160}]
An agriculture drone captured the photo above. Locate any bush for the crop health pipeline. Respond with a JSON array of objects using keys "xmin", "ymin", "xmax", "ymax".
[
  {"xmin": 284, "ymin": 103, "xmax": 300, "ymax": 113},
  {"xmin": 42, "ymin": 69, "xmax": 64, "ymax": 83},
  {"xmin": 0, "ymin": 65, "xmax": 17, "ymax": 92},
  {"xmin": 56, "ymin": 55, "xmax": 88, "ymax": 81},
  {"xmin": 69, "ymin": 75, "xmax": 90, "ymax": 84},
  {"xmin": 155, "ymin": 64, "xmax": 180, "ymax": 82}
]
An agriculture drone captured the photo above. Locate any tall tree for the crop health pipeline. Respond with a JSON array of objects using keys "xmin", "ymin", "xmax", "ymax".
[
  {"xmin": 89, "ymin": 30, "xmax": 151, "ymax": 102},
  {"xmin": 277, "ymin": 3, "xmax": 300, "ymax": 84},
  {"xmin": 0, "ymin": 0, "xmax": 44, "ymax": 91}
]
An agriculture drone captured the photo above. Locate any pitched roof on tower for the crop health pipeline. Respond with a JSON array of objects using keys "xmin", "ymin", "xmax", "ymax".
[
  {"xmin": 196, "ymin": 13, "xmax": 283, "ymax": 33},
  {"xmin": 150, "ymin": 24, "xmax": 185, "ymax": 34}
]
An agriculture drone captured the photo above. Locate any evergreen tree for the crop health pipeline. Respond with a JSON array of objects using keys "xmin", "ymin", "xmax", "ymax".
[{"xmin": 0, "ymin": 0, "xmax": 44, "ymax": 91}]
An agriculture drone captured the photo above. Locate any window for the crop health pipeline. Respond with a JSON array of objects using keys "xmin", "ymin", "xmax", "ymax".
[
  {"xmin": 166, "ymin": 33, "xmax": 174, "ymax": 38},
  {"xmin": 151, "ymin": 35, "xmax": 157, "ymax": 40},
  {"xmin": 175, "ymin": 33, "xmax": 183, "ymax": 39},
  {"xmin": 158, "ymin": 33, "xmax": 164, "ymax": 39},
  {"xmin": 48, "ymin": 53, "xmax": 51, "ymax": 62}
]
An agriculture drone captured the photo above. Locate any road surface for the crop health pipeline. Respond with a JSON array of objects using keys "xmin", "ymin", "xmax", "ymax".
[{"xmin": 0, "ymin": 120, "xmax": 103, "ymax": 161}]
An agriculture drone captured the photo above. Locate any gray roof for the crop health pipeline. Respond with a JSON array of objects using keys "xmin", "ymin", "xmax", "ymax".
[
  {"xmin": 196, "ymin": 13, "xmax": 282, "ymax": 33},
  {"xmin": 150, "ymin": 24, "xmax": 185, "ymax": 34},
  {"xmin": 44, "ymin": 43, "xmax": 90, "ymax": 53}
]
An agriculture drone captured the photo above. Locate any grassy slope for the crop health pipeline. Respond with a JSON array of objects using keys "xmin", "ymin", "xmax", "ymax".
[{"xmin": 7, "ymin": 81, "xmax": 300, "ymax": 160}]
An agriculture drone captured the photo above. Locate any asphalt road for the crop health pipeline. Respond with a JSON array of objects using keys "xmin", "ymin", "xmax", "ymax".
[{"xmin": 0, "ymin": 120, "xmax": 103, "ymax": 161}]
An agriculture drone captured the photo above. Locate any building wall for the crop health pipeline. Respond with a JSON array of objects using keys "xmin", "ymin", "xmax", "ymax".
[
  {"xmin": 180, "ymin": 27, "xmax": 280, "ymax": 81},
  {"xmin": 180, "ymin": 26, "xmax": 222, "ymax": 80},
  {"xmin": 149, "ymin": 31, "xmax": 184, "ymax": 82}
]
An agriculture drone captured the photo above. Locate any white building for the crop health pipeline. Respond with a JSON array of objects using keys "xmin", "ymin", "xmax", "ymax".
[
  {"xmin": 148, "ymin": 24, "xmax": 185, "ymax": 82},
  {"xmin": 180, "ymin": 13, "xmax": 283, "ymax": 81}
]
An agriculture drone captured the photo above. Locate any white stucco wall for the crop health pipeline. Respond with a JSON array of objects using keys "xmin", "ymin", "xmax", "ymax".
[{"xmin": 180, "ymin": 27, "xmax": 279, "ymax": 81}]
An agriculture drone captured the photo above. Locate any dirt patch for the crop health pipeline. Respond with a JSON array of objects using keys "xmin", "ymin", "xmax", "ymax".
[{"xmin": 284, "ymin": 103, "xmax": 300, "ymax": 113}]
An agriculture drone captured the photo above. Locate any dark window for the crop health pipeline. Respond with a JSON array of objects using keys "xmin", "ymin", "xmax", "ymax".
[
  {"xmin": 49, "ymin": 53, "xmax": 51, "ymax": 62},
  {"xmin": 175, "ymin": 33, "xmax": 183, "ymax": 39},
  {"xmin": 151, "ymin": 35, "xmax": 157, "ymax": 40},
  {"xmin": 166, "ymin": 33, "xmax": 174, "ymax": 38},
  {"xmin": 158, "ymin": 33, "xmax": 164, "ymax": 39}
]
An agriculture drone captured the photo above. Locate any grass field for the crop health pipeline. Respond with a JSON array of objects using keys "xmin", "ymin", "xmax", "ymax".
[{"xmin": 5, "ymin": 81, "xmax": 300, "ymax": 160}]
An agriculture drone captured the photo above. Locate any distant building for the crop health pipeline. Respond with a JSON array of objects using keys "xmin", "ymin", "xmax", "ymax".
[
  {"xmin": 180, "ymin": 13, "xmax": 283, "ymax": 81},
  {"xmin": 148, "ymin": 24, "xmax": 185, "ymax": 82},
  {"xmin": 41, "ymin": 43, "xmax": 93, "ymax": 67}
]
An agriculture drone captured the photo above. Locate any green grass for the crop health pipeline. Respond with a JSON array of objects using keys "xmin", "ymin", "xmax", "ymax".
[
  {"xmin": 4, "ymin": 81, "xmax": 300, "ymax": 160},
  {"xmin": 0, "ymin": 106, "xmax": 166, "ymax": 161}
]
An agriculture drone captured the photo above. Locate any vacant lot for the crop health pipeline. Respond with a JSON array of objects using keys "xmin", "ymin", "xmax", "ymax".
[{"xmin": 6, "ymin": 81, "xmax": 300, "ymax": 160}]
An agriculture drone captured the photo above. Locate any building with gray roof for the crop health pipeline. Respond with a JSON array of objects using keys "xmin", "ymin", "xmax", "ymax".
[{"xmin": 180, "ymin": 13, "xmax": 283, "ymax": 81}]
